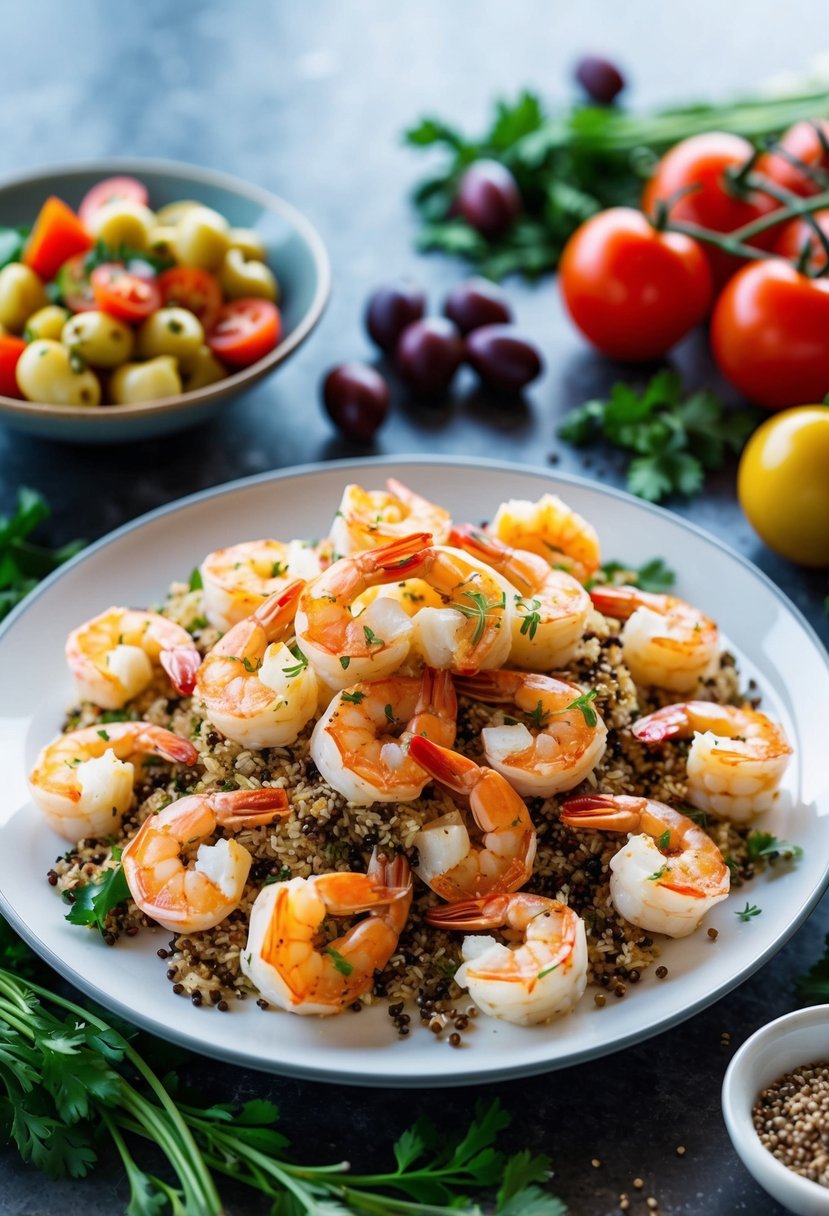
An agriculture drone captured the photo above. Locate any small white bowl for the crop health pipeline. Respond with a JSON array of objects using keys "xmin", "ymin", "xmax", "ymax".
[{"xmin": 722, "ymin": 1006, "xmax": 829, "ymax": 1216}]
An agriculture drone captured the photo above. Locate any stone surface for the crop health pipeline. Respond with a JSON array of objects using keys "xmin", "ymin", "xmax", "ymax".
[{"xmin": 1, "ymin": 3, "xmax": 827, "ymax": 1212}]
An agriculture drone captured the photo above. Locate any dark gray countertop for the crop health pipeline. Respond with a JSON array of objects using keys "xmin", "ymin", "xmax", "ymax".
[{"xmin": 2, "ymin": 4, "xmax": 828, "ymax": 1213}]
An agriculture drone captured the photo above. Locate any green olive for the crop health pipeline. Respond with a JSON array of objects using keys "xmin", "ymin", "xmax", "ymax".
[
  {"xmin": 24, "ymin": 305, "xmax": 71, "ymax": 342},
  {"xmin": 228, "ymin": 228, "xmax": 267, "ymax": 261},
  {"xmin": 61, "ymin": 310, "xmax": 134, "ymax": 368},
  {"xmin": 180, "ymin": 344, "xmax": 227, "ymax": 392},
  {"xmin": 136, "ymin": 307, "xmax": 204, "ymax": 365},
  {"xmin": 174, "ymin": 206, "xmax": 230, "ymax": 271},
  {"xmin": 16, "ymin": 340, "xmax": 101, "ymax": 407},
  {"xmin": 110, "ymin": 356, "xmax": 182, "ymax": 405},
  {"xmin": 86, "ymin": 200, "xmax": 156, "ymax": 250},
  {"xmin": 0, "ymin": 264, "xmax": 48, "ymax": 332},
  {"xmin": 218, "ymin": 248, "xmax": 278, "ymax": 302}
]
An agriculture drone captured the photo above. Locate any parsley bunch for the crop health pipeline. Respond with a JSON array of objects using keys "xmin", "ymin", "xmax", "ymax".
[
  {"xmin": 0, "ymin": 488, "xmax": 85, "ymax": 622},
  {"xmin": 557, "ymin": 371, "xmax": 760, "ymax": 502},
  {"xmin": 406, "ymin": 83, "xmax": 829, "ymax": 278}
]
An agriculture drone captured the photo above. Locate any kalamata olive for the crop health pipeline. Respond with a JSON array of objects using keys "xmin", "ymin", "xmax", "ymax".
[
  {"xmin": 464, "ymin": 325, "xmax": 543, "ymax": 392},
  {"xmin": 455, "ymin": 160, "xmax": 522, "ymax": 240},
  {"xmin": 365, "ymin": 283, "xmax": 426, "ymax": 354},
  {"xmin": 396, "ymin": 318, "xmax": 464, "ymax": 392},
  {"xmin": 443, "ymin": 278, "xmax": 513, "ymax": 335},
  {"xmin": 322, "ymin": 363, "xmax": 389, "ymax": 440},
  {"xmin": 574, "ymin": 55, "xmax": 625, "ymax": 105}
]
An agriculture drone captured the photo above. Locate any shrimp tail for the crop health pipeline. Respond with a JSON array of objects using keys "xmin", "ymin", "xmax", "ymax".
[
  {"xmin": 135, "ymin": 724, "xmax": 199, "ymax": 767},
  {"xmin": 631, "ymin": 705, "xmax": 691, "ymax": 743},
  {"xmin": 588, "ymin": 585, "xmax": 646, "ymax": 620},
  {"xmin": 367, "ymin": 848, "xmax": 412, "ymax": 896},
  {"xmin": 415, "ymin": 667, "xmax": 457, "ymax": 719},
  {"xmin": 408, "ymin": 735, "xmax": 479, "ymax": 794},
  {"xmin": 448, "ymin": 523, "xmax": 506, "ymax": 563},
  {"xmin": 453, "ymin": 669, "xmax": 518, "ymax": 702},
  {"xmin": 426, "ymin": 894, "xmax": 510, "ymax": 929},
  {"xmin": 560, "ymin": 793, "xmax": 644, "ymax": 833},
  {"xmin": 253, "ymin": 580, "xmax": 305, "ymax": 629},
  {"xmin": 385, "ymin": 478, "xmax": 433, "ymax": 511},
  {"xmin": 316, "ymin": 850, "xmax": 412, "ymax": 912},
  {"xmin": 208, "ymin": 786, "xmax": 291, "ymax": 829},
  {"xmin": 363, "ymin": 531, "xmax": 432, "ymax": 577},
  {"xmin": 160, "ymin": 647, "xmax": 202, "ymax": 696}
]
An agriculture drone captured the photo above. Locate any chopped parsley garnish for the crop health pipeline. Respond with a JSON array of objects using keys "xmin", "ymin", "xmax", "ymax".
[
  {"xmin": 452, "ymin": 590, "xmax": 506, "ymax": 645},
  {"xmin": 657, "ymin": 830, "xmax": 671, "ymax": 851},
  {"xmin": 187, "ymin": 615, "xmax": 208, "ymax": 634},
  {"xmin": 516, "ymin": 596, "xmax": 543, "ymax": 640},
  {"xmin": 263, "ymin": 866, "xmax": 293, "ymax": 885},
  {"xmin": 339, "ymin": 656, "xmax": 351, "ymax": 670},
  {"xmin": 384, "ymin": 704, "xmax": 396, "ymax": 724},
  {"xmin": 527, "ymin": 700, "xmax": 550, "ymax": 730},
  {"xmin": 586, "ymin": 556, "xmax": 676, "ymax": 594},
  {"xmin": 745, "ymin": 831, "xmax": 803, "ymax": 863},
  {"xmin": 736, "ymin": 902, "xmax": 762, "ymax": 922},
  {"xmin": 270, "ymin": 560, "xmax": 287, "ymax": 578},
  {"xmin": 552, "ymin": 689, "xmax": 599, "ymax": 729},
  {"xmin": 240, "ymin": 656, "xmax": 261, "ymax": 673},
  {"xmin": 96, "ymin": 729, "xmax": 110, "ymax": 742},
  {"xmin": 64, "ymin": 849, "xmax": 130, "ymax": 935},
  {"xmin": 188, "ymin": 567, "xmax": 203, "ymax": 591},
  {"xmin": 282, "ymin": 646, "xmax": 308, "ymax": 679},
  {"xmin": 325, "ymin": 946, "xmax": 354, "ymax": 976},
  {"xmin": 647, "ymin": 864, "xmax": 669, "ymax": 883},
  {"xmin": 341, "ymin": 690, "xmax": 366, "ymax": 704},
  {"xmin": 537, "ymin": 963, "xmax": 560, "ymax": 979},
  {"xmin": 363, "ymin": 625, "xmax": 384, "ymax": 647},
  {"xmin": 0, "ymin": 487, "xmax": 85, "ymax": 622}
]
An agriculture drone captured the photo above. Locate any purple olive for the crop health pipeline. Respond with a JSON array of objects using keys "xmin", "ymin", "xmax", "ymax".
[
  {"xmin": 443, "ymin": 278, "xmax": 513, "ymax": 335},
  {"xmin": 323, "ymin": 363, "xmax": 389, "ymax": 440},
  {"xmin": 455, "ymin": 160, "xmax": 522, "ymax": 240},
  {"xmin": 396, "ymin": 318, "xmax": 464, "ymax": 392},
  {"xmin": 464, "ymin": 325, "xmax": 543, "ymax": 392},
  {"xmin": 365, "ymin": 283, "xmax": 426, "ymax": 354},
  {"xmin": 574, "ymin": 55, "xmax": 625, "ymax": 105}
]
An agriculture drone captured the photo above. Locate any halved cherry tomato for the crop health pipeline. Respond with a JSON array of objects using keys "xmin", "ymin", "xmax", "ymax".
[
  {"xmin": 55, "ymin": 252, "xmax": 97, "ymax": 312},
  {"xmin": 78, "ymin": 176, "xmax": 149, "ymax": 228},
  {"xmin": 710, "ymin": 258, "xmax": 829, "ymax": 409},
  {"xmin": 642, "ymin": 133, "xmax": 781, "ymax": 288},
  {"xmin": 90, "ymin": 263, "xmax": 162, "ymax": 323},
  {"xmin": 559, "ymin": 207, "xmax": 712, "ymax": 361},
  {"xmin": 0, "ymin": 335, "xmax": 27, "ymax": 398},
  {"xmin": 157, "ymin": 267, "xmax": 223, "ymax": 332},
  {"xmin": 207, "ymin": 298, "xmax": 281, "ymax": 367},
  {"xmin": 757, "ymin": 121, "xmax": 829, "ymax": 198},
  {"xmin": 772, "ymin": 208, "xmax": 829, "ymax": 275},
  {"xmin": 23, "ymin": 197, "xmax": 93, "ymax": 283}
]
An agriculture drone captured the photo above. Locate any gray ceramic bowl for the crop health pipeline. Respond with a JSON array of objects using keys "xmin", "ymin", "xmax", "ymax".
[{"xmin": 0, "ymin": 159, "xmax": 330, "ymax": 442}]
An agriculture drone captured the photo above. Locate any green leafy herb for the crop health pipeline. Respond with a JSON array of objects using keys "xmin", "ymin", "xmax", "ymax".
[
  {"xmin": 325, "ymin": 947, "xmax": 354, "ymax": 977},
  {"xmin": 657, "ymin": 830, "xmax": 671, "ymax": 851},
  {"xmin": 240, "ymin": 656, "xmax": 261, "ymax": 673},
  {"xmin": 83, "ymin": 239, "xmax": 174, "ymax": 275},
  {"xmin": 339, "ymin": 655, "xmax": 350, "ymax": 670},
  {"xmin": 558, "ymin": 372, "xmax": 760, "ymax": 502},
  {"xmin": 363, "ymin": 624, "xmax": 384, "ymax": 647},
  {"xmin": 452, "ymin": 590, "xmax": 506, "ymax": 645},
  {"xmin": 341, "ymin": 690, "xmax": 366, "ymax": 704},
  {"xmin": 63, "ymin": 851, "xmax": 130, "ymax": 935},
  {"xmin": 647, "ymin": 864, "xmax": 669, "ymax": 882},
  {"xmin": 270, "ymin": 560, "xmax": 286, "ymax": 578},
  {"xmin": 553, "ymin": 688, "xmax": 598, "ymax": 729},
  {"xmin": 384, "ymin": 704, "xmax": 396, "ymax": 724},
  {"xmin": 282, "ymin": 645, "xmax": 309, "ymax": 679},
  {"xmin": 526, "ymin": 699, "xmax": 550, "ymax": 729},
  {"xmin": 746, "ymin": 831, "xmax": 803, "ymax": 863},
  {"xmin": 517, "ymin": 596, "xmax": 543, "ymax": 640},
  {"xmin": 587, "ymin": 556, "xmax": 676, "ymax": 594},
  {"xmin": 188, "ymin": 567, "xmax": 203, "ymax": 591},
  {"xmin": 406, "ymin": 83, "xmax": 829, "ymax": 278},
  {"xmin": 797, "ymin": 932, "xmax": 829, "ymax": 1004},
  {"xmin": 0, "ymin": 488, "xmax": 84, "ymax": 622},
  {"xmin": 263, "ymin": 866, "xmax": 293, "ymax": 886},
  {"xmin": 537, "ymin": 963, "xmax": 559, "ymax": 979},
  {"xmin": 0, "ymin": 225, "xmax": 29, "ymax": 270},
  {"xmin": 736, "ymin": 902, "xmax": 762, "ymax": 922}
]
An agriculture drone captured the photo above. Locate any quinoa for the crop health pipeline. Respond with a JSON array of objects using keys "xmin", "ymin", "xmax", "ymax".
[{"xmin": 50, "ymin": 582, "xmax": 772, "ymax": 1032}]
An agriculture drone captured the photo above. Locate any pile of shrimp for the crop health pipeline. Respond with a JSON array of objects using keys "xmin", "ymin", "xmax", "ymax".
[{"xmin": 39, "ymin": 478, "xmax": 793, "ymax": 1030}]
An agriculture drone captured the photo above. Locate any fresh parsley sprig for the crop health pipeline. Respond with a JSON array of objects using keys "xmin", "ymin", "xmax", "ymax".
[
  {"xmin": 745, "ymin": 831, "xmax": 803, "ymax": 864},
  {"xmin": 586, "ymin": 557, "xmax": 675, "ymax": 594},
  {"xmin": 557, "ymin": 372, "xmax": 760, "ymax": 503},
  {"xmin": 0, "ymin": 488, "xmax": 85, "ymax": 622},
  {"xmin": 452, "ymin": 590, "xmax": 506, "ymax": 645},
  {"xmin": 63, "ymin": 851, "xmax": 130, "ymax": 935}
]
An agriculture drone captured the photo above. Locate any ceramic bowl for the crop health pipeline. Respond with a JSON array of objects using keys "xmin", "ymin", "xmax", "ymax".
[
  {"xmin": 722, "ymin": 1005, "xmax": 829, "ymax": 1215},
  {"xmin": 0, "ymin": 159, "xmax": 330, "ymax": 442}
]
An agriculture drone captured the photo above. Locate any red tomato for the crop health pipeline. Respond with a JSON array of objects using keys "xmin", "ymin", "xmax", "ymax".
[
  {"xmin": 55, "ymin": 252, "xmax": 96, "ymax": 312},
  {"xmin": 0, "ymin": 335, "xmax": 26, "ymax": 398},
  {"xmin": 90, "ymin": 263, "xmax": 162, "ymax": 322},
  {"xmin": 757, "ymin": 120, "xmax": 829, "ymax": 198},
  {"xmin": 78, "ymin": 176, "xmax": 149, "ymax": 228},
  {"xmin": 23, "ymin": 197, "xmax": 93, "ymax": 283},
  {"xmin": 710, "ymin": 258, "xmax": 829, "ymax": 409},
  {"xmin": 642, "ymin": 133, "xmax": 781, "ymax": 288},
  {"xmin": 157, "ymin": 267, "xmax": 223, "ymax": 331},
  {"xmin": 207, "ymin": 298, "xmax": 281, "ymax": 367},
  {"xmin": 558, "ymin": 207, "xmax": 712, "ymax": 361},
  {"xmin": 772, "ymin": 208, "xmax": 829, "ymax": 275}
]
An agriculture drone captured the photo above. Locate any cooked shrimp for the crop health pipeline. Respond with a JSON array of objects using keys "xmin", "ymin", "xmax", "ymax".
[
  {"xmin": 65, "ymin": 607, "xmax": 201, "ymax": 710},
  {"xmin": 632, "ymin": 702, "xmax": 793, "ymax": 822},
  {"xmin": 241, "ymin": 850, "xmax": 412, "ymax": 1016},
  {"xmin": 28, "ymin": 722, "xmax": 198, "ymax": 843},
  {"xmin": 449, "ymin": 524, "xmax": 590, "ymax": 670},
  {"xmin": 200, "ymin": 537, "xmax": 328, "ymax": 631},
  {"xmin": 294, "ymin": 532, "xmax": 429, "ymax": 691},
  {"xmin": 409, "ymin": 737, "xmax": 536, "ymax": 902},
  {"xmin": 589, "ymin": 585, "xmax": 720, "ymax": 692},
  {"xmin": 455, "ymin": 670, "xmax": 607, "ymax": 797},
  {"xmin": 310, "ymin": 668, "xmax": 457, "ymax": 804},
  {"xmin": 409, "ymin": 544, "xmax": 515, "ymax": 673},
  {"xmin": 561, "ymin": 793, "xmax": 730, "ymax": 937},
  {"xmin": 196, "ymin": 581, "xmax": 317, "ymax": 749},
  {"xmin": 330, "ymin": 479, "xmax": 452, "ymax": 556},
  {"xmin": 489, "ymin": 493, "xmax": 601, "ymax": 584},
  {"xmin": 121, "ymin": 788, "xmax": 290, "ymax": 933},
  {"xmin": 427, "ymin": 893, "xmax": 587, "ymax": 1026}
]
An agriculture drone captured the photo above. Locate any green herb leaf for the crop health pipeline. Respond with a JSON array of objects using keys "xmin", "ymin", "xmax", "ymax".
[
  {"xmin": 341, "ymin": 690, "xmax": 366, "ymax": 704},
  {"xmin": 188, "ymin": 567, "xmax": 203, "ymax": 591},
  {"xmin": 0, "ymin": 225, "xmax": 29, "ymax": 269},
  {"xmin": 384, "ymin": 704, "xmax": 396, "ymax": 724},
  {"xmin": 547, "ymin": 688, "xmax": 598, "ymax": 729},
  {"xmin": 517, "ymin": 596, "xmax": 543, "ymax": 640},
  {"xmin": 64, "ymin": 851, "xmax": 130, "ymax": 935},
  {"xmin": 0, "ymin": 489, "xmax": 84, "ymax": 621},
  {"xmin": 736, "ymin": 902, "xmax": 762, "ymax": 922},
  {"xmin": 339, "ymin": 656, "xmax": 350, "ymax": 670},
  {"xmin": 647, "ymin": 863, "xmax": 669, "ymax": 882},
  {"xmin": 657, "ymin": 830, "xmax": 671, "ymax": 851},
  {"xmin": 325, "ymin": 947, "xmax": 354, "ymax": 976},
  {"xmin": 363, "ymin": 625, "xmax": 384, "ymax": 647},
  {"xmin": 452, "ymin": 590, "xmax": 506, "ymax": 646},
  {"xmin": 797, "ymin": 932, "xmax": 829, "ymax": 1004},
  {"xmin": 746, "ymin": 831, "xmax": 803, "ymax": 863}
]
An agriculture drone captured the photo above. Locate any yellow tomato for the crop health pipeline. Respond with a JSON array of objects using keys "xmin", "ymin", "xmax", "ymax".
[{"xmin": 737, "ymin": 406, "xmax": 829, "ymax": 566}]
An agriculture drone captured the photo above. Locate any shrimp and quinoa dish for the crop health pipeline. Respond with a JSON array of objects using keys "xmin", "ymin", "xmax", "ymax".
[{"xmin": 31, "ymin": 478, "xmax": 796, "ymax": 1037}]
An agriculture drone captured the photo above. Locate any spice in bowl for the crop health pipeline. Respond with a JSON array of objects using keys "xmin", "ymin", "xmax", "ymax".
[{"xmin": 752, "ymin": 1060, "xmax": 829, "ymax": 1188}]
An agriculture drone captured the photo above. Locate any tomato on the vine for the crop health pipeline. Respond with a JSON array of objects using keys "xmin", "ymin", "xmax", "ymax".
[
  {"xmin": 642, "ymin": 132, "xmax": 780, "ymax": 287},
  {"xmin": 772, "ymin": 208, "xmax": 829, "ymax": 275},
  {"xmin": 710, "ymin": 258, "xmax": 829, "ymax": 409},
  {"xmin": 559, "ymin": 207, "xmax": 712, "ymax": 361},
  {"xmin": 207, "ymin": 298, "xmax": 281, "ymax": 367},
  {"xmin": 90, "ymin": 263, "xmax": 162, "ymax": 322},
  {"xmin": 757, "ymin": 120, "xmax": 829, "ymax": 198},
  {"xmin": 738, "ymin": 405, "xmax": 829, "ymax": 566}
]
